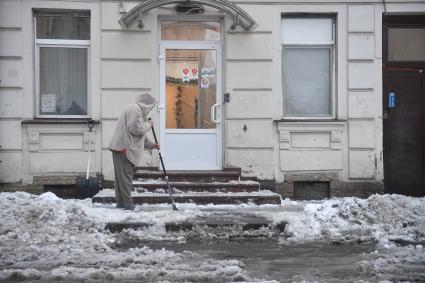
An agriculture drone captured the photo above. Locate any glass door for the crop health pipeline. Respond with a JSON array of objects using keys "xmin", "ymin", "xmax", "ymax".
[{"xmin": 159, "ymin": 43, "xmax": 222, "ymax": 170}]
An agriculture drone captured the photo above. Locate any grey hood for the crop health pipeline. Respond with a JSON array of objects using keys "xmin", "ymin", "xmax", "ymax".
[{"xmin": 135, "ymin": 93, "xmax": 157, "ymax": 118}]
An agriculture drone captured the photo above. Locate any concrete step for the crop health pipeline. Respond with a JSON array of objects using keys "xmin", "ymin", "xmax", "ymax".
[
  {"xmin": 134, "ymin": 170, "xmax": 248, "ymax": 183},
  {"xmin": 132, "ymin": 180, "xmax": 260, "ymax": 193},
  {"xmin": 106, "ymin": 219, "xmax": 287, "ymax": 236},
  {"xmin": 93, "ymin": 189, "xmax": 282, "ymax": 205}
]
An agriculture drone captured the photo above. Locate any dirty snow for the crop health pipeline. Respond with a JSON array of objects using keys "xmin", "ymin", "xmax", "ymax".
[
  {"xmin": 267, "ymin": 194, "xmax": 425, "ymax": 245},
  {"xmin": 0, "ymin": 191, "xmax": 424, "ymax": 282},
  {"xmin": 0, "ymin": 192, "xmax": 252, "ymax": 282}
]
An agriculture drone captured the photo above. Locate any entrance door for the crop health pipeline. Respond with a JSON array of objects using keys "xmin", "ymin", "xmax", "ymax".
[
  {"xmin": 159, "ymin": 43, "xmax": 222, "ymax": 170},
  {"xmin": 383, "ymin": 69, "xmax": 425, "ymax": 196},
  {"xmin": 383, "ymin": 15, "xmax": 425, "ymax": 196}
]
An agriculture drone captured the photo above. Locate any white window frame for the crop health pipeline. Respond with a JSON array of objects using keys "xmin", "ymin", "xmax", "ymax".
[
  {"xmin": 34, "ymin": 16, "xmax": 91, "ymax": 118},
  {"xmin": 281, "ymin": 16, "xmax": 336, "ymax": 120}
]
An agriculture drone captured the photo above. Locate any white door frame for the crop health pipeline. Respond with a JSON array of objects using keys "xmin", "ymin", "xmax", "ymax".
[{"xmin": 159, "ymin": 41, "xmax": 223, "ymax": 170}]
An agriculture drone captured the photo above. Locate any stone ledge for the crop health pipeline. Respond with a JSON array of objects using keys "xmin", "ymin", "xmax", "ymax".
[
  {"xmin": 331, "ymin": 181, "xmax": 384, "ymax": 198},
  {"xmin": 105, "ymin": 221, "xmax": 285, "ymax": 234},
  {"xmin": 275, "ymin": 179, "xmax": 384, "ymax": 199},
  {"xmin": 0, "ymin": 183, "xmax": 43, "ymax": 194}
]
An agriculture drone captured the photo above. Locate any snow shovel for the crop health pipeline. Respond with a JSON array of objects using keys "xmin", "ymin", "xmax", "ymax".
[
  {"xmin": 149, "ymin": 118, "xmax": 178, "ymax": 211},
  {"xmin": 75, "ymin": 120, "xmax": 103, "ymax": 199}
]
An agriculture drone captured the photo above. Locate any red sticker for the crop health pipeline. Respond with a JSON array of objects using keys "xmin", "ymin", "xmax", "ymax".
[
  {"xmin": 183, "ymin": 68, "xmax": 189, "ymax": 75},
  {"xmin": 192, "ymin": 68, "xmax": 198, "ymax": 75}
]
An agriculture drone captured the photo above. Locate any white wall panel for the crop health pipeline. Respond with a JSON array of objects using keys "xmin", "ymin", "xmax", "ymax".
[
  {"xmin": 101, "ymin": 61, "xmax": 152, "ymax": 89},
  {"xmin": 102, "ymin": 32, "xmax": 153, "ymax": 59},
  {"xmin": 0, "ymin": 89, "xmax": 23, "ymax": 118},
  {"xmin": 348, "ymin": 62, "xmax": 374, "ymax": 89},
  {"xmin": 0, "ymin": 121, "xmax": 21, "ymax": 150},
  {"xmin": 348, "ymin": 91, "xmax": 375, "ymax": 118},
  {"xmin": 0, "ymin": 1, "xmax": 21, "ymax": 28},
  {"xmin": 227, "ymin": 62, "xmax": 272, "ymax": 90},
  {"xmin": 40, "ymin": 134, "xmax": 84, "ymax": 150},
  {"xmin": 226, "ymin": 91, "xmax": 272, "ymax": 119},
  {"xmin": 102, "ymin": 91, "xmax": 142, "ymax": 119},
  {"xmin": 101, "ymin": 120, "xmax": 118, "ymax": 149},
  {"xmin": 291, "ymin": 133, "xmax": 330, "ymax": 149},
  {"xmin": 226, "ymin": 149, "xmax": 274, "ymax": 179},
  {"xmin": 349, "ymin": 150, "xmax": 375, "ymax": 178},
  {"xmin": 29, "ymin": 152, "xmax": 95, "ymax": 174},
  {"xmin": 0, "ymin": 30, "xmax": 22, "ymax": 57},
  {"xmin": 349, "ymin": 120, "xmax": 375, "ymax": 148},
  {"xmin": 0, "ymin": 152, "xmax": 21, "ymax": 183},
  {"xmin": 0, "ymin": 59, "xmax": 22, "ymax": 87},
  {"xmin": 348, "ymin": 5, "xmax": 374, "ymax": 32},
  {"xmin": 348, "ymin": 34, "xmax": 374, "ymax": 60},
  {"xmin": 280, "ymin": 150, "xmax": 342, "ymax": 171},
  {"xmin": 227, "ymin": 120, "xmax": 273, "ymax": 148},
  {"xmin": 227, "ymin": 33, "xmax": 272, "ymax": 60}
]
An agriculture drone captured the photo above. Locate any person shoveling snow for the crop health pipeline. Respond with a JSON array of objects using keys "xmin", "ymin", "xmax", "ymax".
[{"xmin": 108, "ymin": 93, "xmax": 160, "ymax": 210}]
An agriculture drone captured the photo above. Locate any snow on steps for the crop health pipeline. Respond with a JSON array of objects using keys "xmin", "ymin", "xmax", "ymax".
[
  {"xmin": 92, "ymin": 189, "xmax": 282, "ymax": 205},
  {"xmin": 132, "ymin": 179, "xmax": 260, "ymax": 193},
  {"xmin": 92, "ymin": 170, "xmax": 282, "ymax": 205},
  {"xmin": 134, "ymin": 169, "xmax": 248, "ymax": 183}
]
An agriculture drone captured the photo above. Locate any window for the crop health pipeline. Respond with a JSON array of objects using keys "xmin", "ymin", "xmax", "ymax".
[
  {"xmin": 35, "ymin": 11, "xmax": 90, "ymax": 117},
  {"xmin": 388, "ymin": 28, "xmax": 425, "ymax": 61},
  {"xmin": 161, "ymin": 21, "xmax": 220, "ymax": 41},
  {"xmin": 281, "ymin": 16, "xmax": 335, "ymax": 118}
]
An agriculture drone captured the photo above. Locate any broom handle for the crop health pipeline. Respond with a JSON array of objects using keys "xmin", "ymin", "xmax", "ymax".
[
  {"xmin": 149, "ymin": 120, "xmax": 167, "ymax": 176},
  {"xmin": 148, "ymin": 118, "xmax": 178, "ymax": 211}
]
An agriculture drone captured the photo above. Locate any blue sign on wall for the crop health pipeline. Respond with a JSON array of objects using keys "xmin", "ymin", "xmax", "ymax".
[{"xmin": 389, "ymin": 92, "xmax": 396, "ymax": 108}]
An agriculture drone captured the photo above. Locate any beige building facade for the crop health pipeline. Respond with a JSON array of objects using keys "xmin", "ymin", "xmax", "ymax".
[{"xmin": 1, "ymin": 0, "xmax": 425, "ymax": 197}]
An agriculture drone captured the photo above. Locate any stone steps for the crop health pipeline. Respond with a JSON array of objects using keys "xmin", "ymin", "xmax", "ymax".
[
  {"xmin": 132, "ymin": 180, "xmax": 260, "ymax": 193},
  {"xmin": 92, "ymin": 169, "xmax": 282, "ymax": 206},
  {"xmin": 134, "ymin": 169, "xmax": 250, "ymax": 183}
]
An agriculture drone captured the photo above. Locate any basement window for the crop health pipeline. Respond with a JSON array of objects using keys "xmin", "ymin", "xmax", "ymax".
[
  {"xmin": 34, "ymin": 10, "xmax": 90, "ymax": 117},
  {"xmin": 293, "ymin": 181, "xmax": 330, "ymax": 200}
]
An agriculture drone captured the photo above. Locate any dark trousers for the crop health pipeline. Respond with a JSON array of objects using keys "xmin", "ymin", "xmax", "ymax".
[{"xmin": 112, "ymin": 151, "xmax": 134, "ymax": 205}]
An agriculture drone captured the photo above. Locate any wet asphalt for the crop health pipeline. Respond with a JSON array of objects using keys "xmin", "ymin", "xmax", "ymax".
[{"xmin": 147, "ymin": 239, "xmax": 375, "ymax": 282}]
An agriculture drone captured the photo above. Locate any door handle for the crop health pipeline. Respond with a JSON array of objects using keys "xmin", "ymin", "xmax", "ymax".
[{"xmin": 210, "ymin": 103, "xmax": 220, "ymax": 124}]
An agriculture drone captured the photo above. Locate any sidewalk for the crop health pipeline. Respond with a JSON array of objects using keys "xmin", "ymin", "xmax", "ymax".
[
  {"xmin": 104, "ymin": 207, "xmax": 291, "ymax": 235},
  {"xmin": 1, "ymin": 191, "xmax": 424, "ymax": 282},
  {"xmin": 87, "ymin": 201, "xmax": 303, "ymax": 239}
]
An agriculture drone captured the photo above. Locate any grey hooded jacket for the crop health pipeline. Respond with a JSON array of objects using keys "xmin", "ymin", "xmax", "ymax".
[{"xmin": 108, "ymin": 93, "xmax": 157, "ymax": 166}]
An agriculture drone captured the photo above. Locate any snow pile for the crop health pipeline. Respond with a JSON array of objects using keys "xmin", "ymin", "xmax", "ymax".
[
  {"xmin": 0, "ymin": 192, "xmax": 252, "ymax": 282},
  {"xmin": 273, "ymin": 194, "xmax": 425, "ymax": 245},
  {"xmin": 358, "ymin": 244, "xmax": 425, "ymax": 282}
]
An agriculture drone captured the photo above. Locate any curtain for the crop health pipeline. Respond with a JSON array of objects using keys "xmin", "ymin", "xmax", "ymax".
[{"xmin": 39, "ymin": 47, "xmax": 87, "ymax": 115}]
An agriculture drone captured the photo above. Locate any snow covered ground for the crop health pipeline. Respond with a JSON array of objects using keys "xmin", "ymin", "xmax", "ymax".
[{"xmin": 0, "ymin": 192, "xmax": 424, "ymax": 282}]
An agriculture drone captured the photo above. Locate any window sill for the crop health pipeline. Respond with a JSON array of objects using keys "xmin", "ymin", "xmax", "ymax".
[{"xmin": 21, "ymin": 118, "xmax": 101, "ymax": 125}]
